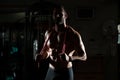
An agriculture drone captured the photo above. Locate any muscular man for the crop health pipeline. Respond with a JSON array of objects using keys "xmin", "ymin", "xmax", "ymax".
[{"xmin": 36, "ymin": 5, "xmax": 87, "ymax": 80}]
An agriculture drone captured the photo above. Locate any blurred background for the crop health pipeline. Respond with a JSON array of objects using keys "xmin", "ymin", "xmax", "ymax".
[{"xmin": 0, "ymin": 0, "xmax": 119, "ymax": 80}]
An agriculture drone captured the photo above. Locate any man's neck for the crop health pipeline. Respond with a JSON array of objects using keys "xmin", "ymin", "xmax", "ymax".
[{"xmin": 54, "ymin": 24, "xmax": 67, "ymax": 32}]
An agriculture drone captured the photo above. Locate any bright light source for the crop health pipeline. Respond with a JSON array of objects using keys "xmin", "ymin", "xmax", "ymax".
[
  {"xmin": 118, "ymin": 24, "xmax": 120, "ymax": 44},
  {"xmin": 118, "ymin": 24, "xmax": 120, "ymax": 33}
]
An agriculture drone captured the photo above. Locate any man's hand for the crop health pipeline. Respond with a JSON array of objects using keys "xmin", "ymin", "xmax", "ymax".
[
  {"xmin": 49, "ymin": 53, "xmax": 70, "ymax": 69},
  {"xmin": 60, "ymin": 53, "xmax": 69, "ymax": 61}
]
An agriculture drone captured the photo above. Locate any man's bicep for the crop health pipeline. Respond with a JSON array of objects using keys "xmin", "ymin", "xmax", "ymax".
[{"xmin": 74, "ymin": 33, "xmax": 85, "ymax": 56}]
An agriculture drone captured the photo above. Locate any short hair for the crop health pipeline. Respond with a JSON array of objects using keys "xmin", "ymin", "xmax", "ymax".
[{"xmin": 52, "ymin": 5, "xmax": 68, "ymax": 18}]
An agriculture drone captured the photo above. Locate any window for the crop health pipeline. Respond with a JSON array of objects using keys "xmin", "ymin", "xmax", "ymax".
[{"xmin": 76, "ymin": 7, "xmax": 95, "ymax": 20}]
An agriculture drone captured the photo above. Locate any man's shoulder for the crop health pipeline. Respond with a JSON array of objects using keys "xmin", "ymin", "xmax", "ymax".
[
  {"xmin": 67, "ymin": 26, "xmax": 75, "ymax": 32},
  {"xmin": 45, "ymin": 29, "xmax": 55, "ymax": 34},
  {"xmin": 67, "ymin": 26, "xmax": 81, "ymax": 36}
]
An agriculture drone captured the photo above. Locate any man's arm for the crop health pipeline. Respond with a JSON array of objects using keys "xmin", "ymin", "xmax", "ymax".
[
  {"xmin": 36, "ymin": 31, "xmax": 51, "ymax": 60},
  {"xmin": 69, "ymin": 31, "xmax": 87, "ymax": 61}
]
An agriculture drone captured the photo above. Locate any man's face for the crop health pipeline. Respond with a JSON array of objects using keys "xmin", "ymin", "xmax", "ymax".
[{"xmin": 53, "ymin": 9, "xmax": 65, "ymax": 24}]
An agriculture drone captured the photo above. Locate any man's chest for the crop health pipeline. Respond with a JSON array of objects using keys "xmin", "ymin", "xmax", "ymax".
[{"xmin": 48, "ymin": 32, "xmax": 75, "ymax": 51}]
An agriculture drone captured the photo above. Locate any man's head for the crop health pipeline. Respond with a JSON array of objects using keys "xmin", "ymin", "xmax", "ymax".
[{"xmin": 52, "ymin": 5, "xmax": 68, "ymax": 25}]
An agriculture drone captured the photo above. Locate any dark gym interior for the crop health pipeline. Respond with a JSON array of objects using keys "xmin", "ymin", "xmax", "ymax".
[{"xmin": 0, "ymin": 0, "xmax": 119, "ymax": 80}]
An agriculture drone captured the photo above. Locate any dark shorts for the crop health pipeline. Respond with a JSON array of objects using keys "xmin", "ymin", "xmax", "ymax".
[{"xmin": 45, "ymin": 67, "xmax": 74, "ymax": 80}]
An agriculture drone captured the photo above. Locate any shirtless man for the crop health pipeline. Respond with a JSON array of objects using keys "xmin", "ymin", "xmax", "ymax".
[{"xmin": 36, "ymin": 5, "xmax": 87, "ymax": 80}]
